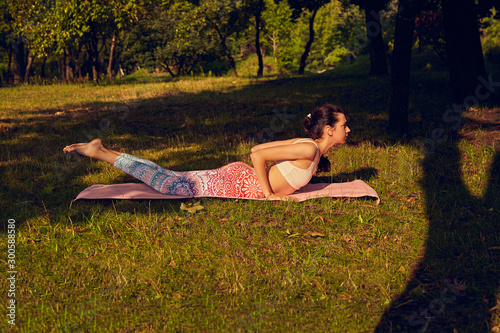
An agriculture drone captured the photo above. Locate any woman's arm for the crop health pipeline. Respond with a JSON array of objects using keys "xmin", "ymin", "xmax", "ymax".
[
  {"xmin": 250, "ymin": 151, "xmax": 274, "ymax": 197},
  {"xmin": 250, "ymin": 141, "xmax": 318, "ymax": 198},
  {"xmin": 251, "ymin": 138, "xmax": 298, "ymax": 153}
]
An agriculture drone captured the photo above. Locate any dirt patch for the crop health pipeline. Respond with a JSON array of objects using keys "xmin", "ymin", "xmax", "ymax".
[{"xmin": 459, "ymin": 107, "xmax": 500, "ymax": 147}]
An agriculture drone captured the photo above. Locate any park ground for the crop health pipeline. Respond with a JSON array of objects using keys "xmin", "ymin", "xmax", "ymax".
[{"xmin": 0, "ymin": 53, "xmax": 499, "ymax": 332}]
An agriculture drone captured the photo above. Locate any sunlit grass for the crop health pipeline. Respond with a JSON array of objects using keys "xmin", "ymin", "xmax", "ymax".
[
  {"xmin": 0, "ymin": 76, "xmax": 263, "ymax": 119},
  {"xmin": 0, "ymin": 54, "xmax": 498, "ymax": 332}
]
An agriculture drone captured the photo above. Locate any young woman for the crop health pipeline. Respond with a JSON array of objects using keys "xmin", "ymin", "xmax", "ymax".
[{"xmin": 63, "ymin": 104, "xmax": 350, "ymax": 200}]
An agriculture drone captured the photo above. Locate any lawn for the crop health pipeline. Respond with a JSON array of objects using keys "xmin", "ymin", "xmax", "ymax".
[{"xmin": 0, "ymin": 53, "xmax": 499, "ymax": 332}]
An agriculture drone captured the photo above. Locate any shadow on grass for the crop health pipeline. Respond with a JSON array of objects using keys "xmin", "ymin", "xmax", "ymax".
[
  {"xmin": 0, "ymin": 73, "xmax": 398, "ymax": 230},
  {"xmin": 375, "ymin": 117, "xmax": 500, "ymax": 331},
  {"xmin": 311, "ymin": 167, "xmax": 379, "ymax": 183}
]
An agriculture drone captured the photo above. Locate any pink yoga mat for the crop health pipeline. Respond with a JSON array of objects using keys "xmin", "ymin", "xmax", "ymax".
[{"xmin": 74, "ymin": 180, "xmax": 380, "ymax": 204}]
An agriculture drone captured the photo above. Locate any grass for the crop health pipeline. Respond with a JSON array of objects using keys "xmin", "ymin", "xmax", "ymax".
[{"xmin": 0, "ymin": 53, "xmax": 499, "ymax": 332}]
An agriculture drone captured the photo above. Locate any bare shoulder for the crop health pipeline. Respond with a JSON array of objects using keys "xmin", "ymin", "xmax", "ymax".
[{"xmin": 291, "ymin": 140, "xmax": 318, "ymax": 157}]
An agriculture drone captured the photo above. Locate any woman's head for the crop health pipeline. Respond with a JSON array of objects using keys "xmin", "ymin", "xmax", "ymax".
[{"xmin": 303, "ymin": 104, "xmax": 349, "ymax": 140}]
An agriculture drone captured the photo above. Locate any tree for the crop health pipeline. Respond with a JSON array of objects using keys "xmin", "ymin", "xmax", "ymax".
[
  {"xmin": 253, "ymin": 0, "xmax": 265, "ymax": 76},
  {"xmin": 154, "ymin": 1, "xmax": 220, "ymax": 76},
  {"xmin": 388, "ymin": 0, "xmax": 420, "ymax": 135},
  {"xmin": 481, "ymin": 7, "xmax": 500, "ymax": 64},
  {"xmin": 199, "ymin": 0, "xmax": 251, "ymax": 76},
  {"xmin": 414, "ymin": 3, "xmax": 446, "ymax": 59},
  {"xmin": 346, "ymin": 0, "xmax": 391, "ymax": 76},
  {"xmin": 0, "ymin": 1, "xmax": 26, "ymax": 85},
  {"xmin": 76, "ymin": 0, "xmax": 139, "ymax": 83},
  {"xmin": 238, "ymin": 0, "xmax": 266, "ymax": 76},
  {"xmin": 13, "ymin": 0, "xmax": 60, "ymax": 83},
  {"xmin": 0, "ymin": 0, "xmax": 15, "ymax": 85},
  {"xmin": 288, "ymin": 0, "xmax": 329, "ymax": 74},
  {"xmin": 262, "ymin": 0, "xmax": 294, "ymax": 69},
  {"xmin": 314, "ymin": 1, "xmax": 366, "ymax": 68},
  {"xmin": 11, "ymin": 37, "xmax": 24, "ymax": 85},
  {"xmin": 10, "ymin": 0, "xmax": 140, "ymax": 84},
  {"xmin": 441, "ymin": 0, "xmax": 487, "ymax": 103}
]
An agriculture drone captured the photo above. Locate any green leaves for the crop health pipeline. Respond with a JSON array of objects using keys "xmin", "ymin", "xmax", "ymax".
[{"xmin": 10, "ymin": 0, "xmax": 141, "ymax": 59}]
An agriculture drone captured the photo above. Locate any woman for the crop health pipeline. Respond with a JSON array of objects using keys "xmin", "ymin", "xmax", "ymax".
[{"xmin": 63, "ymin": 104, "xmax": 350, "ymax": 200}]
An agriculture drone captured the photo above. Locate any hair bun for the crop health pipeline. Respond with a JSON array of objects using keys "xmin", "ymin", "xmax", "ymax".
[{"xmin": 303, "ymin": 104, "xmax": 346, "ymax": 139}]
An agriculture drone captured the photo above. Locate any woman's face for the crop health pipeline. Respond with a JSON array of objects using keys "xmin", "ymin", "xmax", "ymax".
[{"xmin": 332, "ymin": 113, "xmax": 350, "ymax": 144}]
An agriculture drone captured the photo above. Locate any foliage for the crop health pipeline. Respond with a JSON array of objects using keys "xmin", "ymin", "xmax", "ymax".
[
  {"xmin": 414, "ymin": 3, "xmax": 446, "ymax": 60},
  {"xmin": 259, "ymin": 0, "xmax": 303, "ymax": 70},
  {"xmin": 287, "ymin": 0, "xmax": 329, "ymax": 19},
  {"xmin": 324, "ymin": 46, "xmax": 352, "ymax": 66},
  {"xmin": 481, "ymin": 7, "xmax": 500, "ymax": 64},
  {"xmin": 121, "ymin": 1, "xmax": 223, "ymax": 76},
  {"xmin": 3, "ymin": 0, "xmax": 140, "ymax": 82},
  {"xmin": 0, "ymin": 0, "xmax": 397, "ymax": 81},
  {"xmin": 314, "ymin": 1, "xmax": 365, "ymax": 68},
  {"xmin": 0, "ymin": 0, "xmax": 13, "ymax": 49},
  {"xmin": 261, "ymin": 0, "xmax": 295, "ymax": 70}
]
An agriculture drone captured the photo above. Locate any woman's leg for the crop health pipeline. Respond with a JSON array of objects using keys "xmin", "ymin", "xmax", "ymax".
[
  {"xmin": 64, "ymin": 140, "xmax": 264, "ymax": 198},
  {"xmin": 114, "ymin": 159, "xmax": 264, "ymax": 198},
  {"xmin": 63, "ymin": 139, "xmax": 120, "ymax": 165},
  {"xmin": 64, "ymin": 139, "xmax": 200, "ymax": 196},
  {"xmin": 114, "ymin": 153, "xmax": 201, "ymax": 196}
]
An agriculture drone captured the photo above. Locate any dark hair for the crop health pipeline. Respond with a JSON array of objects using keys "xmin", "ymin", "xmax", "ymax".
[
  {"xmin": 303, "ymin": 104, "xmax": 347, "ymax": 173},
  {"xmin": 302, "ymin": 104, "xmax": 347, "ymax": 140}
]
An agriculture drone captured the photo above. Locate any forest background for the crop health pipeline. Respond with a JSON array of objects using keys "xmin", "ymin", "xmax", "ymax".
[{"xmin": 1, "ymin": 0, "xmax": 498, "ymax": 86}]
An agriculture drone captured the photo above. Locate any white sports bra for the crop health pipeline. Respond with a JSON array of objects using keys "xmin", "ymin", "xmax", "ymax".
[{"xmin": 275, "ymin": 139, "xmax": 320, "ymax": 190}]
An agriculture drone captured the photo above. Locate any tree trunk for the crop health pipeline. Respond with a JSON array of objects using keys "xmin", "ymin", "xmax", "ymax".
[
  {"xmin": 207, "ymin": 13, "xmax": 238, "ymax": 77},
  {"xmin": 272, "ymin": 33, "xmax": 278, "ymax": 65},
  {"xmin": 24, "ymin": 51, "xmax": 35, "ymax": 84},
  {"xmin": 108, "ymin": 33, "xmax": 117, "ymax": 81},
  {"xmin": 65, "ymin": 48, "xmax": 74, "ymax": 82},
  {"xmin": 220, "ymin": 35, "xmax": 237, "ymax": 76},
  {"xmin": 62, "ymin": 51, "xmax": 67, "ymax": 83},
  {"xmin": 41, "ymin": 56, "xmax": 47, "ymax": 79},
  {"xmin": 87, "ymin": 33, "xmax": 101, "ymax": 84},
  {"xmin": 210, "ymin": 19, "xmax": 238, "ymax": 77},
  {"xmin": 90, "ymin": 40, "xmax": 100, "ymax": 84},
  {"xmin": 161, "ymin": 63, "xmax": 176, "ymax": 77},
  {"xmin": 12, "ymin": 37, "xmax": 25, "ymax": 85},
  {"xmin": 298, "ymin": 8, "xmax": 318, "ymax": 75},
  {"xmin": 255, "ymin": 0, "xmax": 264, "ymax": 77},
  {"xmin": 388, "ymin": 0, "xmax": 418, "ymax": 135},
  {"xmin": 75, "ymin": 44, "xmax": 83, "ymax": 80},
  {"xmin": 441, "ymin": 0, "xmax": 486, "ymax": 104},
  {"xmin": 365, "ymin": 5, "xmax": 388, "ymax": 76},
  {"xmin": 7, "ymin": 39, "xmax": 13, "ymax": 84},
  {"xmin": 218, "ymin": 36, "xmax": 237, "ymax": 76}
]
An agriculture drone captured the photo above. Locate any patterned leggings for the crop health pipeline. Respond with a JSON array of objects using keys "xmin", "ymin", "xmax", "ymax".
[{"xmin": 114, "ymin": 153, "xmax": 264, "ymax": 198}]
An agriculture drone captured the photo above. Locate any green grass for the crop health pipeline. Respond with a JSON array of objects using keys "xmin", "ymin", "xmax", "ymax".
[{"xmin": 0, "ymin": 53, "xmax": 499, "ymax": 332}]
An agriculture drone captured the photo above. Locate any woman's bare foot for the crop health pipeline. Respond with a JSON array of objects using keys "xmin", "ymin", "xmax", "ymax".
[
  {"xmin": 63, "ymin": 138, "xmax": 120, "ymax": 165},
  {"xmin": 63, "ymin": 138, "xmax": 103, "ymax": 158}
]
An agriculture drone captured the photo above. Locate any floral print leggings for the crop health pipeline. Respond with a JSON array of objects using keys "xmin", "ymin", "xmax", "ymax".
[{"xmin": 114, "ymin": 153, "xmax": 264, "ymax": 198}]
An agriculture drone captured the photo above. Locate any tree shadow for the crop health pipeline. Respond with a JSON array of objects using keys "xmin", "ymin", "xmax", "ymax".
[
  {"xmin": 311, "ymin": 167, "xmax": 379, "ymax": 183},
  {"xmin": 1, "ymin": 74, "xmax": 395, "ymax": 230},
  {"xmin": 375, "ymin": 117, "xmax": 500, "ymax": 331}
]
